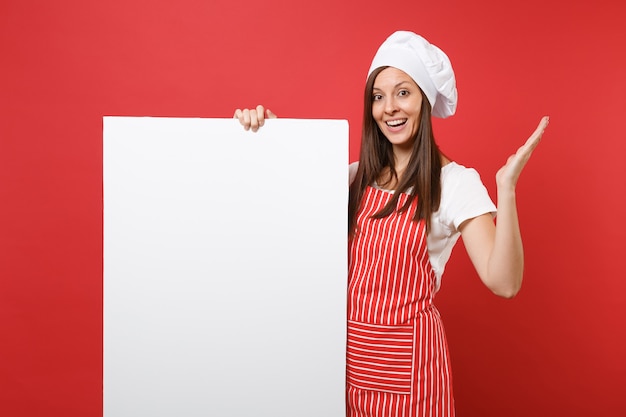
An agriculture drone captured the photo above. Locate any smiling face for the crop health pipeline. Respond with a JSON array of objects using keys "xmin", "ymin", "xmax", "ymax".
[{"xmin": 371, "ymin": 67, "xmax": 424, "ymax": 154}]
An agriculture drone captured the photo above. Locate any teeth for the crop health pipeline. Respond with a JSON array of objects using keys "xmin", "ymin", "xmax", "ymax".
[{"xmin": 387, "ymin": 119, "xmax": 406, "ymax": 127}]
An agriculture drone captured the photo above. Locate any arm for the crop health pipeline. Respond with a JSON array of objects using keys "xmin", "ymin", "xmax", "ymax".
[{"xmin": 460, "ymin": 116, "xmax": 550, "ymax": 298}]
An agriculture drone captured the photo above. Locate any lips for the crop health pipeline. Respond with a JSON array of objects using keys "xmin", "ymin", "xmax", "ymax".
[{"xmin": 386, "ymin": 119, "xmax": 407, "ymax": 128}]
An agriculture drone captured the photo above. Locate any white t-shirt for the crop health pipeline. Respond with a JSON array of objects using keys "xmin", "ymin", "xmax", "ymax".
[{"xmin": 349, "ymin": 161, "xmax": 496, "ymax": 291}]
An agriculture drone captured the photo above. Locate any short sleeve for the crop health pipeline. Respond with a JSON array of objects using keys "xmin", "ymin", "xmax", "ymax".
[{"xmin": 443, "ymin": 165, "xmax": 497, "ymax": 230}]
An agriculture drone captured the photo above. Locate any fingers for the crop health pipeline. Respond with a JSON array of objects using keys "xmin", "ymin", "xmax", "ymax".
[
  {"xmin": 513, "ymin": 116, "xmax": 550, "ymax": 163},
  {"xmin": 233, "ymin": 108, "xmax": 251, "ymax": 131},
  {"xmin": 233, "ymin": 105, "xmax": 275, "ymax": 132},
  {"xmin": 254, "ymin": 104, "xmax": 266, "ymax": 130},
  {"xmin": 496, "ymin": 116, "xmax": 550, "ymax": 190},
  {"xmin": 523, "ymin": 116, "xmax": 550, "ymax": 150}
]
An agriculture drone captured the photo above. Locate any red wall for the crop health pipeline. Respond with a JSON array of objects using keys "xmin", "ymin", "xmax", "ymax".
[{"xmin": 2, "ymin": 0, "xmax": 625, "ymax": 415}]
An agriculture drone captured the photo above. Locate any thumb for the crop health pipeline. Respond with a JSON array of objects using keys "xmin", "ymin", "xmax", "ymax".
[{"xmin": 266, "ymin": 109, "xmax": 278, "ymax": 119}]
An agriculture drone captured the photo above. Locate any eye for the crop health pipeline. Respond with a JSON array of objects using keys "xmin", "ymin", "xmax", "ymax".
[
  {"xmin": 372, "ymin": 94, "xmax": 383, "ymax": 101},
  {"xmin": 398, "ymin": 90, "xmax": 409, "ymax": 97}
]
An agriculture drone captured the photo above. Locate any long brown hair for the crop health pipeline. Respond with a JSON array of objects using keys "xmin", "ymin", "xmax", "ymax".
[{"xmin": 348, "ymin": 66, "xmax": 443, "ymax": 237}]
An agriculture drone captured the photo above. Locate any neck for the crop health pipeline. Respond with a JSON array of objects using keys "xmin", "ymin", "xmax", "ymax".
[
  {"xmin": 392, "ymin": 147, "xmax": 412, "ymax": 173},
  {"xmin": 376, "ymin": 149, "xmax": 411, "ymax": 190}
]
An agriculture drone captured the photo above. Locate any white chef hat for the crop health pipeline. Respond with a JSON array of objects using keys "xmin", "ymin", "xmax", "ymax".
[{"xmin": 367, "ymin": 31, "xmax": 458, "ymax": 118}]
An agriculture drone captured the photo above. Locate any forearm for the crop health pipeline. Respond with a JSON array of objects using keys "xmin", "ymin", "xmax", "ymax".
[
  {"xmin": 467, "ymin": 116, "xmax": 548, "ymax": 297},
  {"xmin": 486, "ymin": 187, "xmax": 524, "ymax": 298}
]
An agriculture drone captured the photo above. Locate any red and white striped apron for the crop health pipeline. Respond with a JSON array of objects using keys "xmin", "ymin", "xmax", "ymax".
[{"xmin": 347, "ymin": 185, "xmax": 454, "ymax": 417}]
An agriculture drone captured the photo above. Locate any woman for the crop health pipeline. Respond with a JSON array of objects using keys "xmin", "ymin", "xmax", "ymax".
[{"xmin": 235, "ymin": 30, "xmax": 549, "ymax": 417}]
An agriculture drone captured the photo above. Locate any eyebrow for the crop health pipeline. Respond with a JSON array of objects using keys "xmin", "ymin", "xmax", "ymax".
[{"xmin": 372, "ymin": 81, "xmax": 413, "ymax": 91}]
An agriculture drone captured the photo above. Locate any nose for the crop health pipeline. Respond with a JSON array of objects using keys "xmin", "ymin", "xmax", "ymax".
[{"xmin": 384, "ymin": 96, "xmax": 398, "ymax": 114}]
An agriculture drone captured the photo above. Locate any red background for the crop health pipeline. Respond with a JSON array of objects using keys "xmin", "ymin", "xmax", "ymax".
[{"xmin": 1, "ymin": 0, "xmax": 625, "ymax": 415}]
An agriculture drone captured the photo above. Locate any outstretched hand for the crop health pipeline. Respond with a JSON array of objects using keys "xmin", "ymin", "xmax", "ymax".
[
  {"xmin": 233, "ymin": 105, "xmax": 277, "ymax": 132},
  {"xmin": 496, "ymin": 116, "xmax": 550, "ymax": 191}
]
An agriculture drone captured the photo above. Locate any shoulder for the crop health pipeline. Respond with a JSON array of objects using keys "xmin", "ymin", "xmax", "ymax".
[
  {"xmin": 441, "ymin": 161, "xmax": 484, "ymax": 187},
  {"xmin": 439, "ymin": 161, "xmax": 496, "ymax": 229}
]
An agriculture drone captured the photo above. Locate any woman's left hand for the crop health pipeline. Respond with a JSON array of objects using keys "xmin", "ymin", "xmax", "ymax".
[{"xmin": 496, "ymin": 116, "xmax": 550, "ymax": 191}]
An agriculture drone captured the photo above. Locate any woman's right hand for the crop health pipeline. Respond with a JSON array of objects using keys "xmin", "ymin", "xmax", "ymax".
[{"xmin": 233, "ymin": 105, "xmax": 277, "ymax": 132}]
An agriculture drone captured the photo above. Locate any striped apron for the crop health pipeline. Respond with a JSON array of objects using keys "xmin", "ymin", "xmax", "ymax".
[{"xmin": 347, "ymin": 185, "xmax": 454, "ymax": 417}]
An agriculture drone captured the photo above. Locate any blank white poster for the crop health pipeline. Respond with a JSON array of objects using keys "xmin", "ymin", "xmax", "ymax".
[{"xmin": 103, "ymin": 117, "xmax": 348, "ymax": 417}]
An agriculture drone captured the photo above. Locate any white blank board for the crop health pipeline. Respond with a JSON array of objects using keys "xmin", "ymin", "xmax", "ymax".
[{"xmin": 103, "ymin": 117, "xmax": 348, "ymax": 417}]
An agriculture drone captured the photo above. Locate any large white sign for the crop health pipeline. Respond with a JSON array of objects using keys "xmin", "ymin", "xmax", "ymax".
[{"xmin": 103, "ymin": 117, "xmax": 348, "ymax": 417}]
